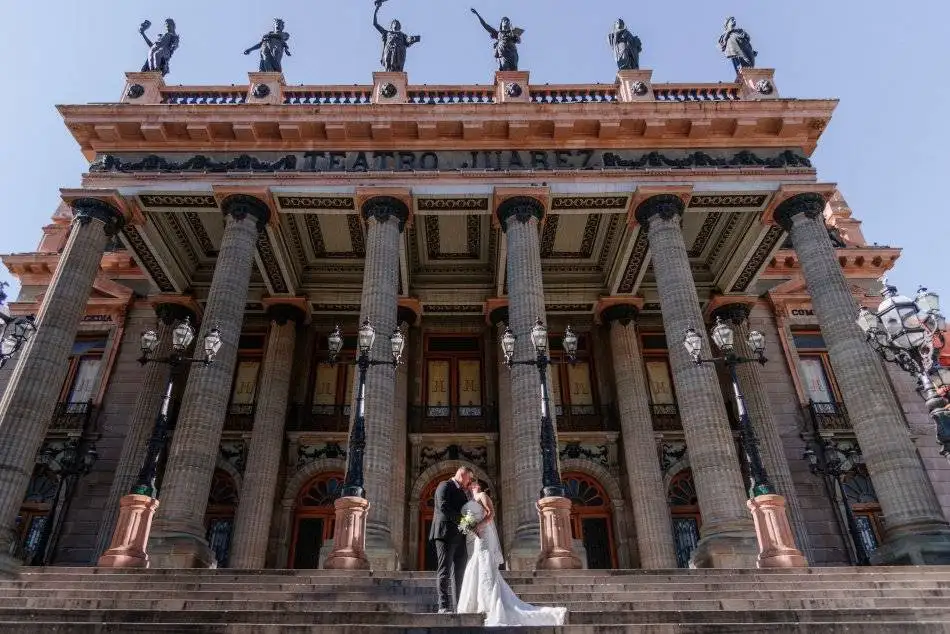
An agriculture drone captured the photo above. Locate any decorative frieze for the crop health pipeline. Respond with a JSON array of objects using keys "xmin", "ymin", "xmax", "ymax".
[
  {"xmin": 297, "ymin": 442, "xmax": 347, "ymax": 469},
  {"xmin": 219, "ymin": 441, "xmax": 247, "ymax": 475},
  {"xmin": 419, "ymin": 444, "xmax": 488, "ymax": 474},
  {"xmin": 559, "ymin": 442, "xmax": 609, "ymax": 468}
]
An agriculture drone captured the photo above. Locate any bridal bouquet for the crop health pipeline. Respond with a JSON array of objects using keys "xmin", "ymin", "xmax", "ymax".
[{"xmin": 458, "ymin": 510, "xmax": 478, "ymax": 536}]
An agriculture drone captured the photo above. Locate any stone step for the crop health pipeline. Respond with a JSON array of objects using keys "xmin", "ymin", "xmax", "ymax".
[{"xmin": 1, "ymin": 607, "xmax": 948, "ymax": 626}]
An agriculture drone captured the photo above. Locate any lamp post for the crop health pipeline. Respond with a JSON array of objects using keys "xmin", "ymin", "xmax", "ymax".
[
  {"xmin": 684, "ymin": 317, "xmax": 806, "ymax": 567},
  {"xmin": 500, "ymin": 318, "xmax": 582, "ymax": 569},
  {"xmin": 98, "ymin": 316, "xmax": 221, "ymax": 568},
  {"xmin": 0, "ymin": 281, "xmax": 37, "ymax": 369},
  {"xmin": 856, "ymin": 278, "xmax": 950, "ymax": 458},
  {"xmin": 324, "ymin": 320, "xmax": 405, "ymax": 570}
]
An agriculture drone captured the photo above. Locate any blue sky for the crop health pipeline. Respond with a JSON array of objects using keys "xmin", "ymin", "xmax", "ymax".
[{"xmin": 1, "ymin": 1, "xmax": 945, "ymax": 301}]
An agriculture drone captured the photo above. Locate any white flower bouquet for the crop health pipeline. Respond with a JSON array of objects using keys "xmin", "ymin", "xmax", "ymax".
[{"xmin": 458, "ymin": 510, "xmax": 478, "ymax": 535}]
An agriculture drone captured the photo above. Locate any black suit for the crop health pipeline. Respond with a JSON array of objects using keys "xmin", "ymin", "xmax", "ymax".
[{"xmin": 428, "ymin": 478, "xmax": 469, "ymax": 611}]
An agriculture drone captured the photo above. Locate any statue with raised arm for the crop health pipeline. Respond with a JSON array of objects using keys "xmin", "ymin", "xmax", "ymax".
[
  {"xmin": 373, "ymin": 0, "xmax": 420, "ymax": 72},
  {"xmin": 139, "ymin": 19, "xmax": 179, "ymax": 76},
  {"xmin": 470, "ymin": 8, "xmax": 524, "ymax": 72},
  {"xmin": 718, "ymin": 16, "xmax": 756, "ymax": 72},
  {"xmin": 608, "ymin": 19, "xmax": 641, "ymax": 71},
  {"xmin": 244, "ymin": 18, "xmax": 291, "ymax": 73}
]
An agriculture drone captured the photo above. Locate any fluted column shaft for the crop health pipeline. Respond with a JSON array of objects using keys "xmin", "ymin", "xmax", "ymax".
[
  {"xmin": 778, "ymin": 195, "xmax": 950, "ymax": 564},
  {"xmin": 391, "ymin": 338, "xmax": 410, "ymax": 568},
  {"xmin": 637, "ymin": 196, "xmax": 756, "ymax": 568},
  {"xmin": 720, "ymin": 308, "xmax": 812, "ymax": 559},
  {"xmin": 353, "ymin": 198, "xmax": 406, "ymax": 566},
  {"xmin": 0, "ymin": 200, "xmax": 123, "ymax": 567},
  {"xmin": 150, "ymin": 197, "xmax": 267, "ymax": 568},
  {"xmin": 607, "ymin": 316, "xmax": 678, "ymax": 568},
  {"xmin": 94, "ymin": 303, "xmax": 196, "ymax": 559},
  {"xmin": 229, "ymin": 308, "xmax": 301, "ymax": 569},
  {"xmin": 493, "ymin": 316, "xmax": 517, "ymax": 554}
]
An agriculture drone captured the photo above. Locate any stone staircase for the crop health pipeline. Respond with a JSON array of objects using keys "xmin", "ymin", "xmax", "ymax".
[{"xmin": 0, "ymin": 567, "xmax": 949, "ymax": 632}]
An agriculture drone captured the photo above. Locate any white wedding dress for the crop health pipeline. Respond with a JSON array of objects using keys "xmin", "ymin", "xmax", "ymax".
[{"xmin": 456, "ymin": 499, "xmax": 567, "ymax": 626}]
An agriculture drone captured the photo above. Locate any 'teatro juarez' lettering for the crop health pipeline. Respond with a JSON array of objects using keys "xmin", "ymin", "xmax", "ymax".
[{"xmin": 301, "ymin": 150, "xmax": 598, "ymax": 172}]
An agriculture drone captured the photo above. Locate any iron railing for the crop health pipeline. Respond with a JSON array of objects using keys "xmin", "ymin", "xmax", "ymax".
[
  {"xmin": 807, "ymin": 400, "xmax": 852, "ymax": 432},
  {"xmin": 223, "ymin": 403, "xmax": 255, "ymax": 432},
  {"xmin": 650, "ymin": 403, "xmax": 682, "ymax": 431},
  {"xmin": 554, "ymin": 404, "xmax": 619, "ymax": 433},
  {"xmin": 49, "ymin": 402, "xmax": 94, "ymax": 433},
  {"xmin": 286, "ymin": 404, "xmax": 352, "ymax": 433},
  {"xmin": 408, "ymin": 406, "xmax": 497, "ymax": 434}
]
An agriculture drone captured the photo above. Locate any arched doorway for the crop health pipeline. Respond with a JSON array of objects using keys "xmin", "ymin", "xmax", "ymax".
[
  {"xmin": 289, "ymin": 472, "xmax": 343, "ymax": 568},
  {"xmin": 668, "ymin": 469, "xmax": 702, "ymax": 568},
  {"xmin": 562, "ymin": 472, "xmax": 616, "ymax": 569},
  {"xmin": 205, "ymin": 468, "xmax": 238, "ymax": 567},
  {"xmin": 841, "ymin": 464, "xmax": 884, "ymax": 563},
  {"xmin": 417, "ymin": 472, "xmax": 493, "ymax": 570}
]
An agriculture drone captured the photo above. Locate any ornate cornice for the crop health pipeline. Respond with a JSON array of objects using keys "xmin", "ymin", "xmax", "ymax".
[
  {"xmin": 634, "ymin": 194, "xmax": 685, "ymax": 228},
  {"xmin": 72, "ymin": 198, "xmax": 125, "ymax": 237},
  {"xmin": 361, "ymin": 196, "xmax": 410, "ymax": 232},
  {"xmin": 496, "ymin": 196, "xmax": 545, "ymax": 231},
  {"xmin": 221, "ymin": 194, "xmax": 270, "ymax": 232},
  {"xmin": 773, "ymin": 193, "xmax": 827, "ymax": 230}
]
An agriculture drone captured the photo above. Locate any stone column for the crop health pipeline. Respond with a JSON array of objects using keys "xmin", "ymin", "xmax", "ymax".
[
  {"xmin": 228, "ymin": 303, "xmax": 305, "ymax": 569},
  {"xmin": 148, "ymin": 195, "xmax": 269, "ymax": 568},
  {"xmin": 94, "ymin": 301, "xmax": 197, "ymax": 560},
  {"xmin": 635, "ymin": 195, "xmax": 757, "ymax": 568},
  {"xmin": 489, "ymin": 306, "xmax": 517, "ymax": 556},
  {"xmin": 391, "ymin": 306, "xmax": 417, "ymax": 569},
  {"xmin": 776, "ymin": 194, "xmax": 950, "ymax": 564},
  {"xmin": 603, "ymin": 306, "xmax": 678, "ymax": 569},
  {"xmin": 0, "ymin": 199, "xmax": 124, "ymax": 571},
  {"xmin": 711, "ymin": 303, "xmax": 812, "ymax": 560},
  {"xmin": 354, "ymin": 196, "xmax": 408, "ymax": 569}
]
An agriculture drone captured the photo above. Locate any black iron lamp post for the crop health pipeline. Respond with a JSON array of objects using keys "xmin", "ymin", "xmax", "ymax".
[
  {"xmin": 131, "ymin": 317, "xmax": 221, "ymax": 497},
  {"xmin": 327, "ymin": 320, "xmax": 405, "ymax": 499},
  {"xmin": 684, "ymin": 317, "xmax": 774, "ymax": 497},
  {"xmin": 856, "ymin": 278, "xmax": 950, "ymax": 458},
  {"xmin": 0, "ymin": 281, "xmax": 37, "ymax": 369},
  {"xmin": 500, "ymin": 318, "xmax": 577, "ymax": 499}
]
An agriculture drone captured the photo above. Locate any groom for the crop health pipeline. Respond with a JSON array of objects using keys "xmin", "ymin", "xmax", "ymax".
[{"xmin": 429, "ymin": 466, "xmax": 474, "ymax": 613}]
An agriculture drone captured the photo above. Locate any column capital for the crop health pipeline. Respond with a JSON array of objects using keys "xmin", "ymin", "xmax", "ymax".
[
  {"xmin": 773, "ymin": 193, "xmax": 830, "ymax": 230},
  {"xmin": 485, "ymin": 300, "xmax": 509, "ymax": 327},
  {"xmin": 495, "ymin": 196, "xmax": 545, "ymax": 232},
  {"xmin": 69, "ymin": 198, "xmax": 126, "ymax": 237},
  {"xmin": 599, "ymin": 302, "xmax": 641, "ymax": 327},
  {"xmin": 265, "ymin": 302, "xmax": 308, "ymax": 326},
  {"xmin": 709, "ymin": 303, "xmax": 751, "ymax": 326},
  {"xmin": 149, "ymin": 295, "xmax": 202, "ymax": 324},
  {"xmin": 705, "ymin": 295, "xmax": 757, "ymax": 324},
  {"xmin": 360, "ymin": 195, "xmax": 410, "ymax": 232},
  {"xmin": 634, "ymin": 194, "xmax": 686, "ymax": 228},
  {"xmin": 155, "ymin": 302, "xmax": 198, "ymax": 327},
  {"xmin": 220, "ymin": 194, "xmax": 270, "ymax": 232},
  {"xmin": 397, "ymin": 298, "xmax": 422, "ymax": 327}
]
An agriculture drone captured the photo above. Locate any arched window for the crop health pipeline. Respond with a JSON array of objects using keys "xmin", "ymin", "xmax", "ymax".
[
  {"xmin": 668, "ymin": 469, "xmax": 701, "ymax": 568},
  {"xmin": 562, "ymin": 473, "xmax": 616, "ymax": 569},
  {"xmin": 290, "ymin": 472, "xmax": 343, "ymax": 569},
  {"xmin": 205, "ymin": 469, "xmax": 238, "ymax": 567},
  {"xmin": 16, "ymin": 466, "xmax": 59, "ymax": 564},
  {"xmin": 841, "ymin": 465, "xmax": 883, "ymax": 560}
]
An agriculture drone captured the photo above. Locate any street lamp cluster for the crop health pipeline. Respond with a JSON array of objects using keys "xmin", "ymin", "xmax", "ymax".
[
  {"xmin": 500, "ymin": 319, "xmax": 577, "ymax": 499},
  {"xmin": 0, "ymin": 282, "xmax": 36, "ymax": 369},
  {"xmin": 856, "ymin": 279, "xmax": 950, "ymax": 456}
]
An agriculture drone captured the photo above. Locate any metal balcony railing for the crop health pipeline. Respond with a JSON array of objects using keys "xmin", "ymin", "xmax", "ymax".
[
  {"xmin": 49, "ymin": 402, "xmax": 94, "ymax": 433},
  {"xmin": 650, "ymin": 403, "xmax": 682, "ymax": 431},
  {"xmin": 409, "ymin": 406, "xmax": 497, "ymax": 434},
  {"xmin": 286, "ymin": 404, "xmax": 352, "ymax": 433},
  {"xmin": 807, "ymin": 400, "xmax": 852, "ymax": 432},
  {"xmin": 554, "ymin": 404, "xmax": 619, "ymax": 433},
  {"xmin": 223, "ymin": 403, "xmax": 255, "ymax": 432}
]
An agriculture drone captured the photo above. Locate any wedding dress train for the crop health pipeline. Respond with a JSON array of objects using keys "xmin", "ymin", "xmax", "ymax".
[{"xmin": 456, "ymin": 500, "xmax": 567, "ymax": 626}]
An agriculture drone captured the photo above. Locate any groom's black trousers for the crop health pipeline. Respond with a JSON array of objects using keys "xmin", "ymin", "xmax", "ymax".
[{"xmin": 434, "ymin": 534, "xmax": 468, "ymax": 611}]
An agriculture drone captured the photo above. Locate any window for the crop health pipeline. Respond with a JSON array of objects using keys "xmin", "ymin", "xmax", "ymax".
[
  {"xmin": 668, "ymin": 469, "xmax": 701, "ymax": 569},
  {"xmin": 641, "ymin": 333, "xmax": 680, "ymax": 431},
  {"xmin": 562, "ymin": 473, "xmax": 616, "ymax": 569},
  {"xmin": 60, "ymin": 338, "xmax": 107, "ymax": 409},
  {"xmin": 793, "ymin": 330, "xmax": 849, "ymax": 429},
  {"xmin": 423, "ymin": 336, "xmax": 483, "ymax": 419},
  {"xmin": 225, "ymin": 334, "xmax": 264, "ymax": 432},
  {"xmin": 841, "ymin": 464, "xmax": 884, "ymax": 564},
  {"xmin": 204, "ymin": 469, "xmax": 238, "ymax": 568}
]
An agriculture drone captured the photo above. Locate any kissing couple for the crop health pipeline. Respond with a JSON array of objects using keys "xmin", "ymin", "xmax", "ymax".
[{"xmin": 428, "ymin": 467, "xmax": 567, "ymax": 626}]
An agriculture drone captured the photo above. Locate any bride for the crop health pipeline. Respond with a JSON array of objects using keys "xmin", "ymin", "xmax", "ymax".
[{"xmin": 456, "ymin": 482, "xmax": 567, "ymax": 626}]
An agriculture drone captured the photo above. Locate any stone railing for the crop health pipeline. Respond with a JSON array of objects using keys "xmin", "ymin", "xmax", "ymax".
[
  {"xmin": 406, "ymin": 86, "xmax": 496, "ymax": 104},
  {"xmin": 283, "ymin": 86, "xmax": 374, "ymax": 105},
  {"xmin": 159, "ymin": 86, "xmax": 248, "ymax": 105},
  {"xmin": 530, "ymin": 85, "xmax": 619, "ymax": 104},
  {"xmin": 653, "ymin": 84, "xmax": 741, "ymax": 102}
]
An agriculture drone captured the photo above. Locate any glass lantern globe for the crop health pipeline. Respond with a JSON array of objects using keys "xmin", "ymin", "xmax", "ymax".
[
  {"xmin": 357, "ymin": 320, "xmax": 376, "ymax": 354},
  {"xmin": 747, "ymin": 330, "xmax": 767, "ymax": 357},
  {"xmin": 0, "ymin": 336, "xmax": 16, "ymax": 358},
  {"xmin": 327, "ymin": 325, "xmax": 344, "ymax": 360},
  {"xmin": 709, "ymin": 317, "xmax": 735, "ymax": 353},
  {"xmin": 140, "ymin": 329, "xmax": 160, "ymax": 356},
  {"xmin": 530, "ymin": 320, "xmax": 548, "ymax": 355},
  {"xmin": 500, "ymin": 326, "xmax": 516, "ymax": 363},
  {"xmin": 390, "ymin": 327, "xmax": 405, "ymax": 364},
  {"xmin": 10, "ymin": 317, "xmax": 36, "ymax": 345},
  {"xmin": 916, "ymin": 287, "xmax": 940, "ymax": 315},
  {"xmin": 171, "ymin": 318, "xmax": 195, "ymax": 352},
  {"xmin": 562, "ymin": 325, "xmax": 578, "ymax": 359},
  {"xmin": 203, "ymin": 327, "xmax": 222, "ymax": 361},
  {"xmin": 683, "ymin": 328, "xmax": 703, "ymax": 361},
  {"xmin": 877, "ymin": 290, "xmax": 925, "ymax": 350},
  {"xmin": 856, "ymin": 308, "xmax": 881, "ymax": 336}
]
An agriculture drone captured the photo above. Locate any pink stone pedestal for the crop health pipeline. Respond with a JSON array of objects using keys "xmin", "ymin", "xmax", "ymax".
[
  {"xmin": 536, "ymin": 496, "xmax": 582, "ymax": 570},
  {"xmin": 98, "ymin": 494, "xmax": 160, "ymax": 568},
  {"xmin": 323, "ymin": 496, "xmax": 371, "ymax": 570},
  {"xmin": 747, "ymin": 494, "xmax": 808, "ymax": 568}
]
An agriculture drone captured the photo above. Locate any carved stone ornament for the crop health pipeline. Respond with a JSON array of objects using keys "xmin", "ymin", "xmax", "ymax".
[
  {"xmin": 755, "ymin": 79, "xmax": 774, "ymax": 95},
  {"xmin": 496, "ymin": 196, "xmax": 545, "ymax": 231},
  {"xmin": 631, "ymin": 80, "xmax": 648, "ymax": 96},
  {"xmin": 505, "ymin": 83, "xmax": 523, "ymax": 98},
  {"xmin": 634, "ymin": 194, "xmax": 685, "ymax": 227},
  {"xmin": 773, "ymin": 193, "xmax": 827, "ymax": 231},
  {"xmin": 601, "ymin": 304, "xmax": 640, "ymax": 327},
  {"xmin": 71, "ymin": 198, "xmax": 125, "ymax": 238},
  {"xmin": 380, "ymin": 83, "xmax": 398, "ymax": 99},
  {"xmin": 126, "ymin": 84, "xmax": 145, "ymax": 99},
  {"xmin": 252, "ymin": 83, "xmax": 271, "ymax": 98},
  {"xmin": 220, "ymin": 194, "xmax": 271, "ymax": 232},
  {"xmin": 361, "ymin": 196, "xmax": 410, "ymax": 232}
]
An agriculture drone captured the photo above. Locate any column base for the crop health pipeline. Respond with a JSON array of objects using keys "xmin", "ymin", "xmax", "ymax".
[
  {"xmin": 747, "ymin": 494, "xmax": 807, "ymax": 569},
  {"xmin": 871, "ymin": 529, "xmax": 950, "ymax": 566},
  {"xmin": 365, "ymin": 544, "xmax": 399, "ymax": 571},
  {"xmin": 323, "ymin": 496, "xmax": 371, "ymax": 570},
  {"xmin": 98, "ymin": 494, "xmax": 160, "ymax": 568},
  {"xmin": 0, "ymin": 552, "xmax": 20, "ymax": 579},
  {"xmin": 689, "ymin": 521, "xmax": 759, "ymax": 569},
  {"xmin": 147, "ymin": 525, "xmax": 217, "ymax": 569},
  {"xmin": 536, "ymin": 496, "xmax": 582, "ymax": 571}
]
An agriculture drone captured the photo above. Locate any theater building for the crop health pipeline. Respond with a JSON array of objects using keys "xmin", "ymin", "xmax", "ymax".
[{"xmin": 1, "ymin": 66, "xmax": 949, "ymax": 573}]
